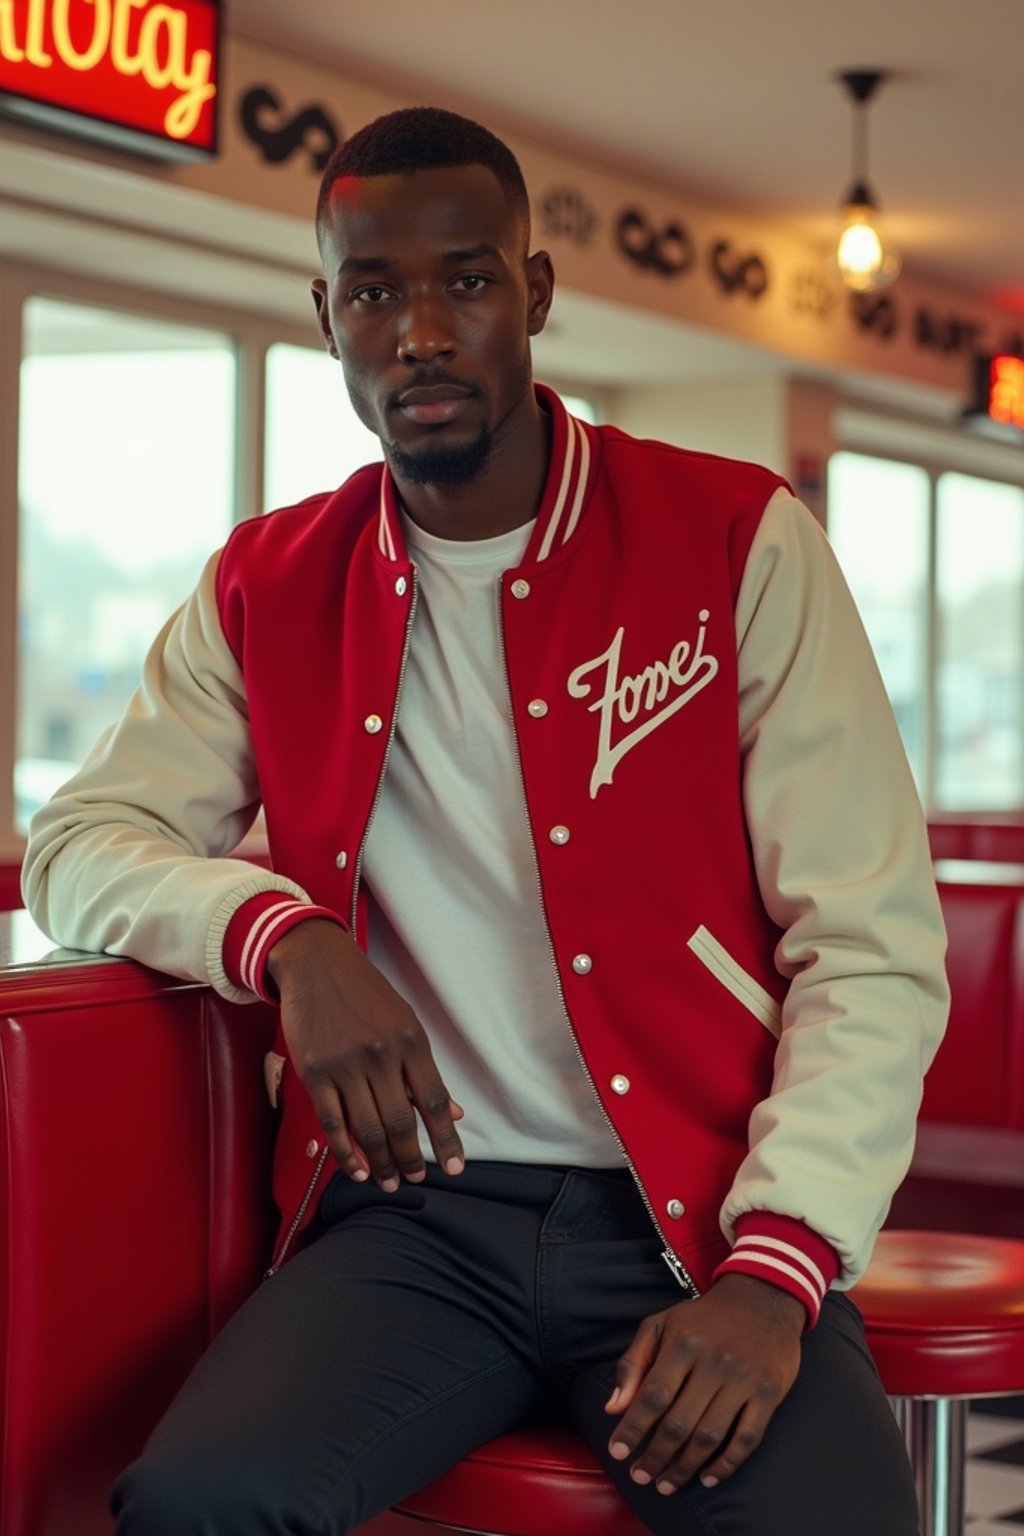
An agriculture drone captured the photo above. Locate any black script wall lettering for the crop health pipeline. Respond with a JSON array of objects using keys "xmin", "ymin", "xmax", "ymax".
[
  {"xmin": 240, "ymin": 85, "xmax": 339, "ymax": 171},
  {"xmin": 615, "ymin": 208, "xmax": 695, "ymax": 278},
  {"xmin": 540, "ymin": 185, "xmax": 599, "ymax": 246},
  {"xmin": 709, "ymin": 240, "xmax": 769, "ymax": 299},
  {"xmin": 788, "ymin": 266, "xmax": 840, "ymax": 321},
  {"xmin": 850, "ymin": 291, "xmax": 900, "ymax": 340},
  {"xmin": 914, "ymin": 307, "xmax": 984, "ymax": 357}
]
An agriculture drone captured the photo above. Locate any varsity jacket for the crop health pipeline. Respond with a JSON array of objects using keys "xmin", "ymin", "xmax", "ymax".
[{"xmin": 23, "ymin": 385, "xmax": 949, "ymax": 1326}]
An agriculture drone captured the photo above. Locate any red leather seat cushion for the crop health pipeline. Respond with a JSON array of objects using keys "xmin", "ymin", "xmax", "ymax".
[
  {"xmin": 927, "ymin": 880, "xmax": 1024, "ymax": 1128},
  {"xmin": 853, "ymin": 1231, "xmax": 1024, "ymax": 1398},
  {"xmin": 394, "ymin": 1423, "xmax": 648, "ymax": 1536}
]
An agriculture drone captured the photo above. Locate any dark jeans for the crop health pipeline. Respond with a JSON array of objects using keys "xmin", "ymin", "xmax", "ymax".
[{"xmin": 111, "ymin": 1162, "xmax": 919, "ymax": 1535}]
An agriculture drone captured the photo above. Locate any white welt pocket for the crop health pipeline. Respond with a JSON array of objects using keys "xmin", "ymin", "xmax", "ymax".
[{"xmin": 687, "ymin": 926, "xmax": 783, "ymax": 1038}]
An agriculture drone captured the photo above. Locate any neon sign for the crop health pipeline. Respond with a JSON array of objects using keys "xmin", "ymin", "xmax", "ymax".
[
  {"xmin": 0, "ymin": 0, "xmax": 219, "ymax": 161},
  {"xmin": 987, "ymin": 354, "xmax": 1024, "ymax": 431},
  {"xmin": 964, "ymin": 353, "xmax": 1024, "ymax": 440}
]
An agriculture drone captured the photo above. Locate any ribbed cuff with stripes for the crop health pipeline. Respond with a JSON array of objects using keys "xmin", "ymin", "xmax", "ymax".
[
  {"xmin": 711, "ymin": 1212, "xmax": 841, "ymax": 1328},
  {"xmin": 224, "ymin": 892, "xmax": 347, "ymax": 1002}
]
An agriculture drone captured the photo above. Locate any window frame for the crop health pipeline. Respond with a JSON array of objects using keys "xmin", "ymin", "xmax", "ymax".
[{"xmin": 828, "ymin": 439, "xmax": 1024, "ymax": 814}]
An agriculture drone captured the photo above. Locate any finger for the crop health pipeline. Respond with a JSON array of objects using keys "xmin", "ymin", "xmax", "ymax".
[
  {"xmin": 404, "ymin": 1063, "xmax": 466, "ymax": 1175},
  {"xmin": 404, "ymin": 1077, "xmax": 465, "ymax": 1123},
  {"xmin": 693, "ymin": 1395, "xmax": 776, "ymax": 1489},
  {"xmin": 359, "ymin": 1074, "xmax": 426, "ymax": 1190},
  {"xmin": 635, "ymin": 1381, "xmax": 739, "ymax": 1491},
  {"xmin": 606, "ymin": 1317, "xmax": 668, "ymax": 1454},
  {"xmin": 309, "ymin": 1081, "xmax": 369, "ymax": 1182}
]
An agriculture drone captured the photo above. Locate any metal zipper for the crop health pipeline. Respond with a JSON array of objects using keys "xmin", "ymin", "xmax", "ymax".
[
  {"xmin": 265, "ymin": 1144, "xmax": 330, "ymax": 1277},
  {"xmin": 266, "ymin": 570, "xmax": 420, "ymax": 1280},
  {"xmin": 494, "ymin": 577, "xmax": 700, "ymax": 1299}
]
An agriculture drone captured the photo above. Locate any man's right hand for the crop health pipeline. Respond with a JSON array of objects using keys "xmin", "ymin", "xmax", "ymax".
[{"xmin": 266, "ymin": 918, "xmax": 465, "ymax": 1191}]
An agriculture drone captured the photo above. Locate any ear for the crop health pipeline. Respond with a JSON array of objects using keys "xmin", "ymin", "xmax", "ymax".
[
  {"xmin": 525, "ymin": 251, "xmax": 555, "ymax": 338},
  {"xmin": 311, "ymin": 279, "xmax": 340, "ymax": 359}
]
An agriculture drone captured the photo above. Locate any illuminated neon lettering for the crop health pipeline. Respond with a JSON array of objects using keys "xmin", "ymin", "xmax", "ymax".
[
  {"xmin": 26, "ymin": 0, "xmax": 53, "ymax": 66},
  {"xmin": 0, "ymin": 0, "xmax": 217, "ymax": 141},
  {"xmin": 51, "ymin": 0, "xmax": 111, "ymax": 71},
  {"xmin": 0, "ymin": 0, "xmax": 26, "ymax": 60},
  {"xmin": 990, "ymin": 356, "xmax": 1024, "ymax": 432},
  {"xmin": 110, "ymin": 0, "xmax": 147, "ymax": 74}
]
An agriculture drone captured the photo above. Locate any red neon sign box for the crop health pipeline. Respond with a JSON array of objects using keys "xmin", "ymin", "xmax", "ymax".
[{"xmin": 0, "ymin": 0, "xmax": 220, "ymax": 161}]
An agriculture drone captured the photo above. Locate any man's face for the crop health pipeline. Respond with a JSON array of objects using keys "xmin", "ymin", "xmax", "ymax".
[{"xmin": 312, "ymin": 164, "xmax": 553, "ymax": 488}]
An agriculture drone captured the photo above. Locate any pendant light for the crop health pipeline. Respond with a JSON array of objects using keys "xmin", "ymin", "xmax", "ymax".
[{"xmin": 835, "ymin": 69, "xmax": 901, "ymax": 292}]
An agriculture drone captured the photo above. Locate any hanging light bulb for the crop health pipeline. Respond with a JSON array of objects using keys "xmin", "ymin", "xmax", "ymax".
[{"xmin": 835, "ymin": 71, "xmax": 900, "ymax": 292}]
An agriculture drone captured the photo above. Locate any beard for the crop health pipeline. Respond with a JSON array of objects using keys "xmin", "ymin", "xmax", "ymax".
[{"xmin": 384, "ymin": 426, "xmax": 493, "ymax": 487}]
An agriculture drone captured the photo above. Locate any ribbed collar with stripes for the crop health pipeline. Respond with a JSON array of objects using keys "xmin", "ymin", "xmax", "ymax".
[{"xmin": 375, "ymin": 384, "xmax": 599, "ymax": 567}]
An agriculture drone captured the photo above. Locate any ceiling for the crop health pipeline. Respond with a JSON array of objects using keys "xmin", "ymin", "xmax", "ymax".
[{"xmin": 230, "ymin": 0, "xmax": 1023, "ymax": 310}]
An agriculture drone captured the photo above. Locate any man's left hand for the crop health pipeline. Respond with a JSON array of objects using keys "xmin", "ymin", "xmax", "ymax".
[{"xmin": 605, "ymin": 1273, "xmax": 804, "ymax": 1493}]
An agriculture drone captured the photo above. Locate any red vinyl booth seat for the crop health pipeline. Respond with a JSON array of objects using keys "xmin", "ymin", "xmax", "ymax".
[
  {"xmin": 924, "ymin": 873, "xmax": 1024, "ymax": 1130},
  {"xmin": 887, "ymin": 870, "xmax": 1024, "ymax": 1237},
  {"xmin": 4, "ymin": 938, "xmax": 1024, "ymax": 1536},
  {"xmin": 928, "ymin": 817, "xmax": 1024, "ymax": 863},
  {"xmin": 0, "ymin": 862, "xmax": 22, "ymax": 911},
  {"xmin": 0, "ymin": 958, "xmax": 278, "ymax": 1536}
]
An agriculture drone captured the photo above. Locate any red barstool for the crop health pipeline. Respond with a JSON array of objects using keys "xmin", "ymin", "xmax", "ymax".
[
  {"xmin": 396, "ymin": 1231, "xmax": 1024, "ymax": 1536},
  {"xmin": 852, "ymin": 1230, "xmax": 1024, "ymax": 1536},
  {"xmin": 394, "ymin": 1419, "xmax": 645, "ymax": 1536}
]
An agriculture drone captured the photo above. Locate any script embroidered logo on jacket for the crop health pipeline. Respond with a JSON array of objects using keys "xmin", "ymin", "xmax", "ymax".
[{"xmin": 567, "ymin": 609, "xmax": 719, "ymax": 797}]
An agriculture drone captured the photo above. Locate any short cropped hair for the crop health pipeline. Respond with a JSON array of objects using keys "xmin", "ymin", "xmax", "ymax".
[{"xmin": 315, "ymin": 106, "xmax": 530, "ymax": 247}]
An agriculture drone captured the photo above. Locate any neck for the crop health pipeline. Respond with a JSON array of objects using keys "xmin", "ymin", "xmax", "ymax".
[{"xmin": 391, "ymin": 392, "xmax": 551, "ymax": 542}]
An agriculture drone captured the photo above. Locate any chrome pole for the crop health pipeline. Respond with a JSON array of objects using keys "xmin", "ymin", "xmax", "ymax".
[{"xmin": 892, "ymin": 1397, "xmax": 966, "ymax": 1536}]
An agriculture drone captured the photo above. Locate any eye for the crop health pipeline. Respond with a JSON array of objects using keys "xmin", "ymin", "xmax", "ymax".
[
  {"xmin": 451, "ymin": 273, "xmax": 489, "ymax": 293},
  {"xmin": 352, "ymin": 285, "xmax": 393, "ymax": 305}
]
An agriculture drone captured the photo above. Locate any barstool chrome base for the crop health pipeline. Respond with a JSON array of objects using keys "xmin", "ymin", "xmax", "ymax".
[{"xmin": 890, "ymin": 1397, "xmax": 967, "ymax": 1536}]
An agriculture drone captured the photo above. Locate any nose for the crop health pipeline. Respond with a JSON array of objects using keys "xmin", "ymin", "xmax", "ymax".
[{"xmin": 397, "ymin": 292, "xmax": 456, "ymax": 366}]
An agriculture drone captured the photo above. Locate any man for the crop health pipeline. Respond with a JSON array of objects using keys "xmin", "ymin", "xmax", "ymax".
[{"xmin": 23, "ymin": 107, "xmax": 948, "ymax": 1535}]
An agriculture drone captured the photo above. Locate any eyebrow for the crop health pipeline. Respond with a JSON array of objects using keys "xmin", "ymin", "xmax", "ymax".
[{"xmin": 336, "ymin": 243, "xmax": 502, "ymax": 278}]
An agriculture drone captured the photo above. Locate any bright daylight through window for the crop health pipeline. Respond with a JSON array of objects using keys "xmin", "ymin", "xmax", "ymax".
[{"xmin": 16, "ymin": 298, "xmax": 236, "ymax": 833}]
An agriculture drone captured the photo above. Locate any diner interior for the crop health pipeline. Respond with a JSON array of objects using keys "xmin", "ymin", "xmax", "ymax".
[{"xmin": 2, "ymin": 4, "xmax": 1024, "ymax": 1534}]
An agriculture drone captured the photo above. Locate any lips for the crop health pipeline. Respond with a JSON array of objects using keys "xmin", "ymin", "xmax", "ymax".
[{"xmin": 396, "ymin": 382, "xmax": 474, "ymax": 427}]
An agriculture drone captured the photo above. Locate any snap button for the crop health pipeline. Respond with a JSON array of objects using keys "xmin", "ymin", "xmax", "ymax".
[
  {"xmin": 510, "ymin": 578, "xmax": 531, "ymax": 599},
  {"xmin": 549, "ymin": 825, "xmax": 570, "ymax": 845},
  {"xmin": 572, "ymin": 954, "xmax": 592, "ymax": 974},
  {"xmin": 306, "ymin": 1139, "xmax": 320, "ymax": 1158},
  {"xmin": 666, "ymin": 1199, "xmax": 686, "ymax": 1220},
  {"xmin": 335, "ymin": 851, "xmax": 348, "ymax": 870},
  {"xmin": 364, "ymin": 714, "xmax": 384, "ymax": 734},
  {"xmin": 528, "ymin": 699, "xmax": 548, "ymax": 718},
  {"xmin": 395, "ymin": 576, "xmax": 408, "ymax": 596},
  {"xmin": 611, "ymin": 1074, "xmax": 630, "ymax": 1095}
]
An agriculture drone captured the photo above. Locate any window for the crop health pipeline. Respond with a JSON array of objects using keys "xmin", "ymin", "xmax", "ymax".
[
  {"xmin": 263, "ymin": 345, "xmax": 599, "ymax": 513},
  {"xmin": 936, "ymin": 473, "xmax": 1024, "ymax": 809},
  {"xmin": 16, "ymin": 298, "xmax": 237, "ymax": 832},
  {"xmin": 827, "ymin": 453, "xmax": 930, "ymax": 787},
  {"xmin": 264, "ymin": 343, "xmax": 380, "ymax": 511},
  {"xmin": 829, "ymin": 451, "xmax": 1024, "ymax": 812}
]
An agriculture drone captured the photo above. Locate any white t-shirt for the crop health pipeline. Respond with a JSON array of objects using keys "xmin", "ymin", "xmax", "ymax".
[{"xmin": 362, "ymin": 513, "xmax": 621, "ymax": 1166}]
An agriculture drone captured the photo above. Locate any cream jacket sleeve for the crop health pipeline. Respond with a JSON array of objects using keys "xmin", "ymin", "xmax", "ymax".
[
  {"xmin": 21, "ymin": 550, "xmax": 310, "ymax": 1002},
  {"xmin": 724, "ymin": 488, "xmax": 950, "ymax": 1287}
]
